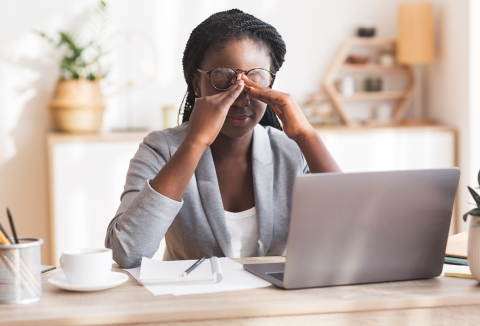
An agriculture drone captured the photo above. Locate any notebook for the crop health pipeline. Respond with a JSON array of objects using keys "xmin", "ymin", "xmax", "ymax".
[
  {"xmin": 444, "ymin": 256, "xmax": 468, "ymax": 266},
  {"xmin": 444, "ymin": 265, "xmax": 474, "ymax": 279},
  {"xmin": 138, "ymin": 257, "xmax": 222, "ymax": 285}
]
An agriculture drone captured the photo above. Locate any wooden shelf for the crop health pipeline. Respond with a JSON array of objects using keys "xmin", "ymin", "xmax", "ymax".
[
  {"xmin": 341, "ymin": 64, "xmax": 406, "ymax": 72},
  {"xmin": 339, "ymin": 91, "xmax": 407, "ymax": 101},
  {"xmin": 323, "ymin": 38, "xmax": 415, "ymax": 127}
]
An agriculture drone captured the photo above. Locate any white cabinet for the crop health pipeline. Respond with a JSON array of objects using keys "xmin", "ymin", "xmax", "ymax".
[
  {"xmin": 47, "ymin": 126, "xmax": 456, "ymax": 265},
  {"xmin": 47, "ymin": 133, "xmax": 151, "ymax": 265},
  {"xmin": 316, "ymin": 126, "xmax": 455, "ymax": 172}
]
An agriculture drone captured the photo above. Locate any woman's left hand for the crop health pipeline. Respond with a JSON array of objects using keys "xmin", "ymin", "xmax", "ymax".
[
  {"xmin": 242, "ymin": 75, "xmax": 341, "ymax": 173},
  {"xmin": 242, "ymin": 75, "xmax": 314, "ymax": 142}
]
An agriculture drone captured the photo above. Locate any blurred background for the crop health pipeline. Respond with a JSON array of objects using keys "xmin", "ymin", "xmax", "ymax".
[{"xmin": 0, "ymin": 0, "xmax": 478, "ymax": 265}]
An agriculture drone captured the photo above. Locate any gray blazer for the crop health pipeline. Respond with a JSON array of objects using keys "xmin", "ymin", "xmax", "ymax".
[{"xmin": 105, "ymin": 122, "xmax": 309, "ymax": 268}]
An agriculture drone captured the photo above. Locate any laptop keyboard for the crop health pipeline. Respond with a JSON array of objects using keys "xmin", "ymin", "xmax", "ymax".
[{"xmin": 266, "ymin": 272, "xmax": 284, "ymax": 281}]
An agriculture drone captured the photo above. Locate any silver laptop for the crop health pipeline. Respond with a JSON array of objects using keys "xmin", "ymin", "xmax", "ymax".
[{"xmin": 244, "ymin": 168, "xmax": 460, "ymax": 289}]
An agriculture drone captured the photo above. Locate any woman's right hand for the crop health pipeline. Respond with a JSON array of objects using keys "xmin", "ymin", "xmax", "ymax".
[
  {"xmin": 185, "ymin": 78, "xmax": 244, "ymax": 148},
  {"xmin": 151, "ymin": 78, "xmax": 244, "ymax": 201}
]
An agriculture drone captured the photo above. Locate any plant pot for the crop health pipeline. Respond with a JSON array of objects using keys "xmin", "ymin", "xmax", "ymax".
[
  {"xmin": 467, "ymin": 215, "xmax": 480, "ymax": 282},
  {"xmin": 49, "ymin": 79, "xmax": 105, "ymax": 133}
]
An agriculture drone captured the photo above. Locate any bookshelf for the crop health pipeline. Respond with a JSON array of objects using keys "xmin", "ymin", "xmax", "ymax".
[{"xmin": 323, "ymin": 38, "xmax": 415, "ymax": 127}]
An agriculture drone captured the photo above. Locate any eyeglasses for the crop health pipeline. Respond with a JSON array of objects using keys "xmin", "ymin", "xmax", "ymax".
[{"xmin": 197, "ymin": 67, "xmax": 275, "ymax": 91}]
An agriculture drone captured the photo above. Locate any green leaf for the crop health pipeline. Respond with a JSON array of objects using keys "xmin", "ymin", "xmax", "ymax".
[
  {"xmin": 474, "ymin": 221, "xmax": 480, "ymax": 227},
  {"xmin": 468, "ymin": 186, "xmax": 480, "ymax": 207},
  {"xmin": 57, "ymin": 32, "xmax": 85, "ymax": 58},
  {"xmin": 478, "ymin": 170, "xmax": 480, "ymax": 187},
  {"xmin": 464, "ymin": 208, "xmax": 480, "ymax": 222},
  {"xmin": 470, "ymin": 208, "xmax": 480, "ymax": 215},
  {"xmin": 35, "ymin": 30, "xmax": 55, "ymax": 44}
]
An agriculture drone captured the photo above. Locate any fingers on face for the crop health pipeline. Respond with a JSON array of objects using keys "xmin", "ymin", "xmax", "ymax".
[
  {"xmin": 244, "ymin": 86, "xmax": 270, "ymax": 104},
  {"xmin": 245, "ymin": 86, "xmax": 287, "ymax": 109},
  {"xmin": 220, "ymin": 80, "xmax": 244, "ymax": 105},
  {"xmin": 271, "ymin": 105, "xmax": 283, "ymax": 117},
  {"xmin": 241, "ymin": 75, "xmax": 264, "ymax": 89}
]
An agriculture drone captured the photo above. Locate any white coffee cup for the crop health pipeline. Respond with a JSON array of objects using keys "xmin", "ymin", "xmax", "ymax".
[{"xmin": 59, "ymin": 248, "xmax": 112, "ymax": 285}]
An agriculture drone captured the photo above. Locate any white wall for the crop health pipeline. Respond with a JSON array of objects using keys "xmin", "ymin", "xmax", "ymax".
[
  {"xmin": 0, "ymin": 0, "xmax": 91, "ymax": 263},
  {"xmin": 425, "ymin": 0, "xmax": 473, "ymax": 232},
  {"xmin": 98, "ymin": 0, "xmax": 421, "ymax": 130},
  {"xmin": 0, "ymin": 0, "xmax": 464, "ymax": 263},
  {"xmin": 469, "ymin": 0, "xmax": 480, "ymax": 223}
]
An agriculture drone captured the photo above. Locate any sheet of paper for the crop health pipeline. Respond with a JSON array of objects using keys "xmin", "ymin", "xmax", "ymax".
[
  {"xmin": 124, "ymin": 257, "xmax": 272, "ymax": 296},
  {"xmin": 441, "ymin": 264, "xmax": 458, "ymax": 276},
  {"xmin": 139, "ymin": 258, "xmax": 214, "ymax": 284}
]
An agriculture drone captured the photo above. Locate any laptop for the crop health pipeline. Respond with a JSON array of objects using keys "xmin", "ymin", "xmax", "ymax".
[{"xmin": 244, "ymin": 168, "xmax": 460, "ymax": 289}]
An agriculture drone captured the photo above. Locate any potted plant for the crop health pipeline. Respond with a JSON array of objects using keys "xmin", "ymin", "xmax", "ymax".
[
  {"xmin": 39, "ymin": 1, "xmax": 109, "ymax": 133},
  {"xmin": 463, "ymin": 170, "xmax": 480, "ymax": 281}
]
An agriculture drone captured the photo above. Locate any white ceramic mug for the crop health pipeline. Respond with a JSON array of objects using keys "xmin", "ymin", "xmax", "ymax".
[{"xmin": 59, "ymin": 248, "xmax": 112, "ymax": 285}]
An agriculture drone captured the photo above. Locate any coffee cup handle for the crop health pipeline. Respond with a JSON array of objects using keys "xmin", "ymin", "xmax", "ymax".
[{"xmin": 59, "ymin": 255, "xmax": 65, "ymax": 270}]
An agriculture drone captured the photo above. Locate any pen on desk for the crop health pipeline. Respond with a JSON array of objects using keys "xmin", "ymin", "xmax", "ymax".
[
  {"xmin": 6, "ymin": 208, "xmax": 19, "ymax": 244},
  {"xmin": 182, "ymin": 256, "xmax": 206, "ymax": 277}
]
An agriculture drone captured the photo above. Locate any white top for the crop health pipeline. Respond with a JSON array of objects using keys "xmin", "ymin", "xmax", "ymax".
[{"xmin": 224, "ymin": 207, "xmax": 259, "ymax": 258}]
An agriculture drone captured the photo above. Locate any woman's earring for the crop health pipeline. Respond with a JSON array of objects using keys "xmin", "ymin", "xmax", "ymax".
[{"xmin": 195, "ymin": 92, "xmax": 198, "ymax": 97}]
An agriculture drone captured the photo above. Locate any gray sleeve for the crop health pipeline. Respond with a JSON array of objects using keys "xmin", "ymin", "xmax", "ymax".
[{"xmin": 105, "ymin": 133, "xmax": 183, "ymax": 268}]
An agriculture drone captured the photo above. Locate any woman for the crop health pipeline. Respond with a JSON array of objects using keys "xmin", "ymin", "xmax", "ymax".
[{"xmin": 105, "ymin": 9, "xmax": 341, "ymax": 268}]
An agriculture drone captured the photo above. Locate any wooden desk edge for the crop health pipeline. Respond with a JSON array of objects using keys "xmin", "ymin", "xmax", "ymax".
[
  {"xmin": 6, "ymin": 257, "xmax": 480, "ymax": 326},
  {"xmin": 8, "ymin": 294, "xmax": 480, "ymax": 326}
]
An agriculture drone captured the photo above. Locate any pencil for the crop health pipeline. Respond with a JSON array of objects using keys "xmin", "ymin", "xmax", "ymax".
[
  {"xmin": 0, "ymin": 252, "xmax": 36, "ymax": 297},
  {"xmin": 182, "ymin": 256, "xmax": 206, "ymax": 277},
  {"xmin": 0, "ymin": 225, "xmax": 11, "ymax": 245},
  {"xmin": 0, "ymin": 220, "xmax": 12, "ymax": 244},
  {"xmin": 3, "ymin": 234, "xmax": 42, "ymax": 288},
  {"xmin": 0, "ymin": 220, "xmax": 40, "ymax": 295},
  {"xmin": 6, "ymin": 208, "xmax": 19, "ymax": 244},
  {"xmin": 0, "ymin": 231, "xmax": 41, "ymax": 289}
]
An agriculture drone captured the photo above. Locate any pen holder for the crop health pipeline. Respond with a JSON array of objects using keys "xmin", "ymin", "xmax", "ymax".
[{"xmin": 0, "ymin": 237, "xmax": 43, "ymax": 304}]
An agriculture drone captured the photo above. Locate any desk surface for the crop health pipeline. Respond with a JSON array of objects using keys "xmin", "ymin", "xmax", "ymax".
[{"xmin": 2, "ymin": 257, "xmax": 480, "ymax": 326}]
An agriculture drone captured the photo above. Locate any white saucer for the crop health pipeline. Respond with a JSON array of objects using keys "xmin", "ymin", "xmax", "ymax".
[{"xmin": 48, "ymin": 272, "xmax": 129, "ymax": 292}]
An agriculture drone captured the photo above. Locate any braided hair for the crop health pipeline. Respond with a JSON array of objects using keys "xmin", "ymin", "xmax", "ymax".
[{"xmin": 180, "ymin": 9, "xmax": 286, "ymax": 131}]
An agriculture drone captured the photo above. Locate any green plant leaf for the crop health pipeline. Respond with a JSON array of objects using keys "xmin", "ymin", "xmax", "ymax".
[
  {"xmin": 35, "ymin": 30, "xmax": 55, "ymax": 44},
  {"xmin": 38, "ymin": 1, "xmax": 109, "ymax": 81},
  {"xmin": 474, "ymin": 221, "xmax": 480, "ymax": 227},
  {"xmin": 57, "ymin": 31, "xmax": 85, "ymax": 59},
  {"xmin": 464, "ymin": 208, "xmax": 480, "ymax": 222},
  {"xmin": 468, "ymin": 186, "xmax": 480, "ymax": 207},
  {"xmin": 469, "ymin": 208, "xmax": 480, "ymax": 216}
]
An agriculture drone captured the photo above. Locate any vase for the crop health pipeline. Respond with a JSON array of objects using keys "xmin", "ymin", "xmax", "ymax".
[
  {"xmin": 49, "ymin": 79, "xmax": 105, "ymax": 133},
  {"xmin": 467, "ymin": 215, "xmax": 480, "ymax": 282}
]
